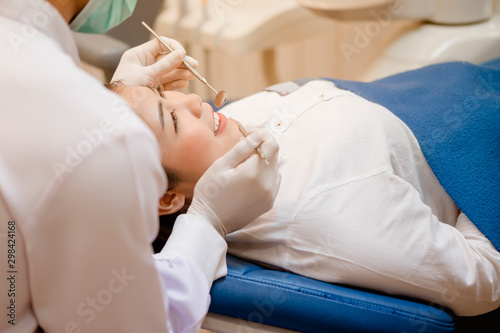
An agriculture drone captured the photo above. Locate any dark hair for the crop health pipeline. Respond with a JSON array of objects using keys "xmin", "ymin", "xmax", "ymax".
[
  {"xmin": 164, "ymin": 165, "xmax": 195, "ymax": 215},
  {"xmin": 163, "ymin": 165, "xmax": 183, "ymax": 191}
]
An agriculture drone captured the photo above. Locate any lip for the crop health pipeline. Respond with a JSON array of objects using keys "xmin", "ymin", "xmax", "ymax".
[{"xmin": 215, "ymin": 112, "xmax": 227, "ymax": 136}]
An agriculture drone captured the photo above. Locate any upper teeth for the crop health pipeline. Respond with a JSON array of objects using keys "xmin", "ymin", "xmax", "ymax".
[{"xmin": 214, "ymin": 113, "xmax": 220, "ymax": 135}]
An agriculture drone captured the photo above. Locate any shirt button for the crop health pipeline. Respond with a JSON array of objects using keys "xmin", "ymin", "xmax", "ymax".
[
  {"xmin": 273, "ymin": 121, "xmax": 285, "ymax": 131},
  {"xmin": 266, "ymin": 117, "xmax": 287, "ymax": 134}
]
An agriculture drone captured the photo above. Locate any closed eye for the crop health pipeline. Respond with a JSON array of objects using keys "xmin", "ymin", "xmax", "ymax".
[{"xmin": 170, "ymin": 108, "xmax": 178, "ymax": 132}]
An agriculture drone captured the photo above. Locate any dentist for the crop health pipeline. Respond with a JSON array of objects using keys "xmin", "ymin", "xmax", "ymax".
[{"xmin": 0, "ymin": 0, "xmax": 280, "ymax": 332}]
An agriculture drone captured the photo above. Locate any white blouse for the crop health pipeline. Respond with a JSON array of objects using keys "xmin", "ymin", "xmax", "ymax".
[{"xmin": 221, "ymin": 79, "xmax": 500, "ymax": 316}]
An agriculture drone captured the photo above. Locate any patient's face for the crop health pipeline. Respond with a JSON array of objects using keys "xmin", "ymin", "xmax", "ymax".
[{"xmin": 120, "ymin": 86, "xmax": 243, "ymax": 190}]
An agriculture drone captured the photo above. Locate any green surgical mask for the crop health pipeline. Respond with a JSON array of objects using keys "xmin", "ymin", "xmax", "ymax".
[{"xmin": 70, "ymin": 0, "xmax": 138, "ymax": 34}]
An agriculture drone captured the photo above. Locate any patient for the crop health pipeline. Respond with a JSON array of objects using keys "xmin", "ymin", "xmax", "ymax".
[{"xmin": 109, "ymin": 73, "xmax": 500, "ymax": 317}]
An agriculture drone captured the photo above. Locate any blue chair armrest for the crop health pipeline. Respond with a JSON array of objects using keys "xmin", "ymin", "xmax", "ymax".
[{"xmin": 209, "ymin": 255, "xmax": 456, "ymax": 333}]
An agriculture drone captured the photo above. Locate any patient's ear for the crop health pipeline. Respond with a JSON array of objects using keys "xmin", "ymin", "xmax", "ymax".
[{"xmin": 159, "ymin": 191, "xmax": 186, "ymax": 216}]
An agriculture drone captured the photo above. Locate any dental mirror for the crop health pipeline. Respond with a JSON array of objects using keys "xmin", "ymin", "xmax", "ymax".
[{"xmin": 214, "ymin": 90, "xmax": 227, "ymax": 108}]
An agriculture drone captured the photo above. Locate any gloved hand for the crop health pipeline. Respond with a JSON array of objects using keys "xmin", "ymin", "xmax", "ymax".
[
  {"xmin": 187, "ymin": 128, "xmax": 281, "ymax": 236},
  {"xmin": 111, "ymin": 37, "xmax": 199, "ymax": 91}
]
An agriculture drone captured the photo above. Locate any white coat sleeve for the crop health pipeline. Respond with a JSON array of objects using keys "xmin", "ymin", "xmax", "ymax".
[
  {"xmin": 153, "ymin": 215, "xmax": 228, "ymax": 333},
  {"xmin": 26, "ymin": 126, "xmax": 221, "ymax": 332}
]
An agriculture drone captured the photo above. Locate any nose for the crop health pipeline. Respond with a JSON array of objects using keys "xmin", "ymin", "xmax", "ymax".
[{"xmin": 183, "ymin": 94, "xmax": 203, "ymax": 118}]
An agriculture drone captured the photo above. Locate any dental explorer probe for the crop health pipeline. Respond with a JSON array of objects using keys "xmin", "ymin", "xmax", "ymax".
[
  {"xmin": 232, "ymin": 118, "xmax": 270, "ymax": 166},
  {"xmin": 141, "ymin": 21, "xmax": 228, "ymax": 108}
]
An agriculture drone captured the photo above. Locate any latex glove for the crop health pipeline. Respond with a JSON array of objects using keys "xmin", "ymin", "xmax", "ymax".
[
  {"xmin": 187, "ymin": 129, "xmax": 281, "ymax": 236},
  {"xmin": 111, "ymin": 37, "xmax": 199, "ymax": 91}
]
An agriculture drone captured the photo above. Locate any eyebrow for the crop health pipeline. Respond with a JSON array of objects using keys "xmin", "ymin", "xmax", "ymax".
[
  {"xmin": 144, "ymin": 85, "xmax": 165, "ymax": 130},
  {"xmin": 146, "ymin": 84, "xmax": 164, "ymax": 96},
  {"xmin": 146, "ymin": 85, "xmax": 157, "ymax": 94},
  {"xmin": 158, "ymin": 100, "xmax": 165, "ymax": 130}
]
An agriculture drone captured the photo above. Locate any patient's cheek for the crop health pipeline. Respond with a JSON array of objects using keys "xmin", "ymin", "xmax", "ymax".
[{"xmin": 177, "ymin": 141, "xmax": 216, "ymax": 175}]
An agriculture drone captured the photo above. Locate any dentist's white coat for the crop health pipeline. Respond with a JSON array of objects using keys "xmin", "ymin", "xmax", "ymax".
[{"xmin": 0, "ymin": 0, "xmax": 226, "ymax": 332}]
